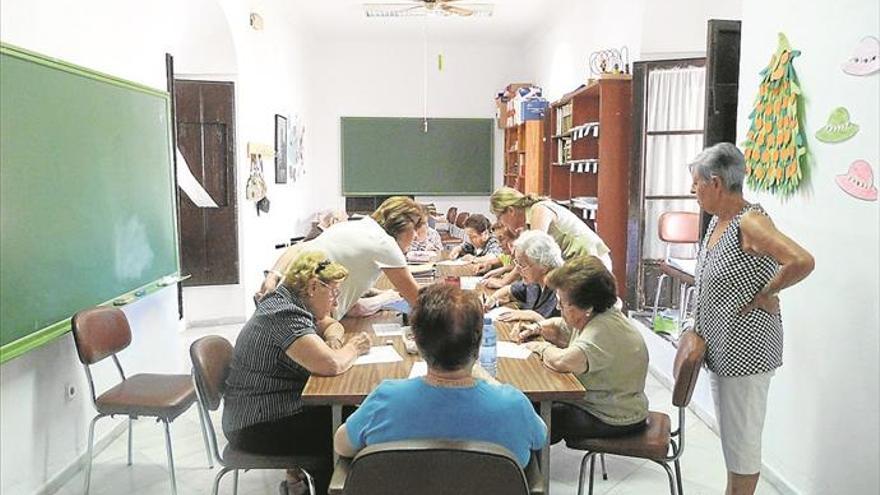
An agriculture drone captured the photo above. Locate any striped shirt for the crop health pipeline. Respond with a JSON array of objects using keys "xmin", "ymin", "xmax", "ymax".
[
  {"xmin": 222, "ymin": 285, "xmax": 316, "ymax": 434},
  {"xmin": 694, "ymin": 203, "xmax": 783, "ymax": 377}
]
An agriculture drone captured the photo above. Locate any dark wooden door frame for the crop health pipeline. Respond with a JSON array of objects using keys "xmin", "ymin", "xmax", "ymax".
[
  {"xmin": 625, "ymin": 57, "xmax": 706, "ymax": 310},
  {"xmin": 166, "ymin": 54, "xmax": 183, "ymax": 318}
]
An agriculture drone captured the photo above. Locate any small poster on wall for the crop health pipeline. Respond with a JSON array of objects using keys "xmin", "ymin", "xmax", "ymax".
[
  {"xmin": 287, "ymin": 114, "xmax": 305, "ymax": 183},
  {"xmin": 275, "ymin": 114, "xmax": 288, "ymax": 184},
  {"xmin": 742, "ymin": 33, "xmax": 809, "ymax": 197},
  {"xmin": 836, "ymin": 160, "xmax": 877, "ymax": 202},
  {"xmin": 841, "ymin": 36, "xmax": 880, "ymax": 76},
  {"xmin": 815, "ymin": 107, "xmax": 859, "ymax": 143}
]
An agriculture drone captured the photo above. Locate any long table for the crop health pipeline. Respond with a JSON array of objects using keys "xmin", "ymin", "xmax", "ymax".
[{"xmin": 301, "ymin": 309, "xmax": 585, "ymax": 494}]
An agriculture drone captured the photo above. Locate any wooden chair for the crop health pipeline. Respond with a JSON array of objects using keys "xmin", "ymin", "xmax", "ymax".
[
  {"xmin": 328, "ymin": 439, "xmax": 544, "ymax": 495},
  {"xmin": 564, "ymin": 331, "xmax": 706, "ymax": 495},
  {"xmin": 71, "ymin": 306, "xmax": 212, "ymax": 495},
  {"xmin": 189, "ymin": 335, "xmax": 323, "ymax": 495},
  {"xmin": 651, "ymin": 212, "xmax": 701, "ymax": 324},
  {"xmin": 453, "ymin": 211, "xmax": 471, "ymax": 240}
]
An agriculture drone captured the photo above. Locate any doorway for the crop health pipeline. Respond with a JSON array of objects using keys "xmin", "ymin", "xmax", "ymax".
[{"xmin": 174, "ymin": 79, "xmax": 239, "ymax": 286}]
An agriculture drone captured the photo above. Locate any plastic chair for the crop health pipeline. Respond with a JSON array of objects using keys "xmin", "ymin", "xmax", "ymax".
[
  {"xmin": 71, "ymin": 306, "xmax": 212, "ymax": 495},
  {"xmin": 189, "ymin": 336, "xmax": 323, "ymax": 495},
  {"xmin": 565, "ymin": 331, "xmax": 706, "ymax": 495},
  {"xmin": 651, "ymin": 212, "xmax": 701, "ymax": 324},
  {"xmin": 328, "ymin": 439, "xmax": 544, "ymax": 495}
]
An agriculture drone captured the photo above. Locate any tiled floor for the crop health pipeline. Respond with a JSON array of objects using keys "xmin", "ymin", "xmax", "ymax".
[{"xmin": 54, "ymin": 323, "xmax": 784, "ymax": 495}]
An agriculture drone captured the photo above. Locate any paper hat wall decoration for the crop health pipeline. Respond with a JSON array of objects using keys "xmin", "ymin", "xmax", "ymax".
[
  {"xmin": 815, "ymin": 107, "xmax": 859, "ymax": 143},
  {"xmin": 835, "ymin": 160, "xmax": 877, "ymax": 201},
  {"xmin": 842, "ymin": 36, "xmax": 880, "ymax": 76}
]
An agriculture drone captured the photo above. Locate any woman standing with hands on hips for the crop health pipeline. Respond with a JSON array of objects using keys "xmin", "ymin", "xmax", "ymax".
[{"xmin": 685, "ymin": 143, "xmax": 814, "ymax": 495}]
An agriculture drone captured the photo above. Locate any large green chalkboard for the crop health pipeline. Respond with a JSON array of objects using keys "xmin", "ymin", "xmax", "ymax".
[
  {"xmin": 0, "ymin": 44, "xmax": 180, "ymax": 362},
  {"xmin": 341, "ymin": 117, "xmax": 494, "ymax": 196}
]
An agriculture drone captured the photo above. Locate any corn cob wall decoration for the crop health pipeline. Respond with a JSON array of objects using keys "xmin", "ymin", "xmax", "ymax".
[{"xmin": 743, "ymin": 33, "xmax": 808, "ymax": 196}]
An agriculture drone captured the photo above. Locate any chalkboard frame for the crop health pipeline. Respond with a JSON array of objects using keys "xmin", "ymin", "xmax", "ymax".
[{"xmin": 0, "ymin": 43, "xmax": 181, "ymax": 363}]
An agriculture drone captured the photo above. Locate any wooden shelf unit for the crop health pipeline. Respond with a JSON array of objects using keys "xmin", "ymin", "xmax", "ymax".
[
  {"xmin": 543, "ymin": 78, "xmax": 633, "ymax": 297},
  {"xmin": 503, "ymin": 120, "xmax": 544, "ymax": 194}
]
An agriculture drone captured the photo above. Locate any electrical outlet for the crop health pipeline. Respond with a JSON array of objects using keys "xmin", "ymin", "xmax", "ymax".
[{"xmin": 64, "ymin": 383, "xmax": 77, "ymax": 402}]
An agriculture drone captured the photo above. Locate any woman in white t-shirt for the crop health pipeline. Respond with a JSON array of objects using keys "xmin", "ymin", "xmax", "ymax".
[
  {"xmin": 490, "ymin": 187, "xmax": 612, "ymax": 271},
  {"xmin": 257, "ymin": 197, "xmax": 423, "ymax": 321}
]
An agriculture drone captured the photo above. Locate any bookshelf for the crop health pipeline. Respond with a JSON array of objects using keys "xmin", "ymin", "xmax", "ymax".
[
  {"xmin": 544, "ymin": 78, "xmax": 633, "ymax": 297},
  {"xmin": 503, "ymin": 120, "xmax": 543, "ymax": 194}
]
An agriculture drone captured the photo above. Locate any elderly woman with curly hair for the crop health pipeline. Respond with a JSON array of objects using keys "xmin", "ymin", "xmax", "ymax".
[
  {"xmin": 484, "ymin": 230, "xmax": 563, "ymax": 322},
  {"xmin": 516, "ymin": 256, "xmax": 649, "ymax": 442},
  {"xmin": 224, "ymin": 251, "xmax": 371, "ymax": 494}
]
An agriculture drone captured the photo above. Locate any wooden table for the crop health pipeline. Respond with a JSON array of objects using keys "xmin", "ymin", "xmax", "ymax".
[{"xmin": 301, "ymin": 310, "xmax": 585, "ymax": 493}]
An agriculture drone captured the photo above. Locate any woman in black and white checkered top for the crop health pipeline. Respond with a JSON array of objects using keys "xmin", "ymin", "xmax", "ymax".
[{"xmin": 686, "ymin": 143, "xmax": 814, "ymax": 495}]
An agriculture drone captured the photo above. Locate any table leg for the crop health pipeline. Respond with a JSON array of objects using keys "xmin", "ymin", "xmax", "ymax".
[
  {"xmin": 540, "ymin": 401, "xmax": 552, "ymax": 494},
  {"xmin": 331, "ymin": 405, "xmax": 343, "ymax": 464}
]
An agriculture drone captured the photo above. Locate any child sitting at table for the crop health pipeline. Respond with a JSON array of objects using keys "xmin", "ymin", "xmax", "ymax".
[
  {"xmin": 448, "ymin": 214, "xmax": 503, "ymax": 264},
  {"xmin": 333, "ymin": 284, "xmax": 547, "ymax": 467}
]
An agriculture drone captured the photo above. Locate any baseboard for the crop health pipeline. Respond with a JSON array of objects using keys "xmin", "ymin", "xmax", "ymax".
[{"xmin": 37, "ymin": 419, "xmax": 128, "ymax": 495}]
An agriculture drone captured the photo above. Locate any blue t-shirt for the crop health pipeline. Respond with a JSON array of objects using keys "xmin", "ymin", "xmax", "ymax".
[{"xmin": 345, "ymin": 377, "xmax": 547, "ymax": 467}]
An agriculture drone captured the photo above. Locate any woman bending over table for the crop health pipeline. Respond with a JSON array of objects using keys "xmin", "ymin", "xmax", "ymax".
[
  {"xmin": 516, "ymin": 255, "xmax": 649, "ymax": 442},
  {"xmin": 224, "ymin": 251, "xmax": 370, "ymax": 494}
]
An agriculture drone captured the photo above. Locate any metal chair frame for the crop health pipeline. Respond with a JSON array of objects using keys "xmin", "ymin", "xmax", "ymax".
[
  {"xmin": 651, "ymin": 212, "xmax": 700, "ymax": 325},
  {"xmin": 190, "ymin": 338, "xmax": 316, "ymax": 495},
  {"xmin": 80, "ymin": 353, "xmax": 212, "ymax": 495}
]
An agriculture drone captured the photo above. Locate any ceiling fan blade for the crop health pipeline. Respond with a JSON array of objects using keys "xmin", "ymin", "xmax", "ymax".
[
  {"xmin": 440, "ymin": 4, "xmax": 474, "ymax": 16},
  {"xmin": 364, "ymin": 3, "xmax": 426, "ymax": 17}
]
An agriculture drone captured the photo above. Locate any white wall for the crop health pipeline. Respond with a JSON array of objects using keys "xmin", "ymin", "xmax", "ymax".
[
  {"xmin": 736, "ymin": 1, "xmax": 879, "ymax": 493},
  {"xmin": 0, "ymin": 0, "xmax": 315, "ymax": 492},
  {"xmin": 305, "ymin": 37, "xmax": 521, "ymax": 221}
]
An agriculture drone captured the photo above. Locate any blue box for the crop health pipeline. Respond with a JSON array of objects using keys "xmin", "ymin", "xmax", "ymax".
[{"xmin": 521, "ymin": 98, "xmax": 549, "ymax": 120}]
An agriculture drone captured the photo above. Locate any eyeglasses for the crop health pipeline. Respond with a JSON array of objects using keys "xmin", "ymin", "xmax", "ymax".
[
  {"xmin": 318, "ymin": 279, "xmax": 340, "ymax": 296},
  {"xmin": 315, "ymin": 259, "xmax": 331, "ymax": 274}
]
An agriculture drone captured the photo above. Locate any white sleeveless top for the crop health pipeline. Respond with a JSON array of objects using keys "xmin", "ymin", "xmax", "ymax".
[{"xmin": 526, "ymin": 200, "xmax": 611, "ymax": 268}]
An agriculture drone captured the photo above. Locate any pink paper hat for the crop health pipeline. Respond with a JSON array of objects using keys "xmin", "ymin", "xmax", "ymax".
[
  {"xmin": 835, "ymin": 160, "xmax": 878, "ymax": 201},
  {"xmin": 842, "ymin": 36, "xmax": 880, "ymax": 76}
]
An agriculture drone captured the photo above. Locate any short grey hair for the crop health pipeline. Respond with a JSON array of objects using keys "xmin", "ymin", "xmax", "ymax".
[
  {"xmin": 688, "ymin": 142, "xmax": 745, "ymax": 193},
  {"xmin": 513, "ymin": 230, "xmax": 563, "ymax": 269}
]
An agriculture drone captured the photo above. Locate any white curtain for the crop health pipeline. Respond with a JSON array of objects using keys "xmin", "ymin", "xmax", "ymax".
[{"xmin": 642, "ymin": 66, "xmax": 705, "ymax": 259}]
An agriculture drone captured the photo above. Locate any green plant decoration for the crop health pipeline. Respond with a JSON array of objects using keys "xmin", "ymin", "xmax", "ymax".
[{"xmin": 742, "ymin": 33, "xmax": 808, "ymax": 196}]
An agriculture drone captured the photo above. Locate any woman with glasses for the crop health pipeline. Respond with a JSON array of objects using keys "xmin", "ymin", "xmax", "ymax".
[
  {"xmin": 483, "ymin": 231, "xmax": 563, "ymax": 322},
  {"xmin": 490, "ymin": 187, "xmax": 612, "ymax": 270},
  {"xmin": 224, "ymin": 251, "xmax": 371, "ymax": 494},
  {"xmin": 515, "ymin": 256, "xmax": 649, "ymax": 443}
]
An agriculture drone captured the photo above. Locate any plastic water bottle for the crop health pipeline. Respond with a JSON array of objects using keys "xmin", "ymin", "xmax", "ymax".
[{"xmin": 480, "ymin": 316, "xmax": 497, "ymax": 377}]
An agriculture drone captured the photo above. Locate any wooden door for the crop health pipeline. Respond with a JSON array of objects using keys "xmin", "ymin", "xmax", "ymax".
[{"xmin": 174, "ymin": 80, "xmax": 239, "ymax": 286}]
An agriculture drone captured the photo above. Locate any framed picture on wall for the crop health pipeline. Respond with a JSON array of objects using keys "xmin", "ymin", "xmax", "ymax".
[{"xmin": 274, "ymin": 114, "xmax": 288, "ymax": 184}]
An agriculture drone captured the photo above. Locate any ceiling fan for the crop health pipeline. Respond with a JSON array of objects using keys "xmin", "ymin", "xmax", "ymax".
[{"xmin": 364, "ymin": 0, "xmax": 493, "ymax": 18}]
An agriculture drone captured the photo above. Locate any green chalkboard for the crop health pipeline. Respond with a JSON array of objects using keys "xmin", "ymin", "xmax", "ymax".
[
  {"xmin": 0, "ymin": 44, "xmax": 180, "ymax": 362},
  {"xmin": 341, "ymin": 117, "xmax": 494, "ymax": 196}
]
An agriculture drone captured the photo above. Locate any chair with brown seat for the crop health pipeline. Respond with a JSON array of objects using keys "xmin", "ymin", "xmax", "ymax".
[
  {"xmin": 190, "ymin": 335, "xmax": 324, "ymax": 495},
  {"xmin": 453, "ymin": 211, "xmax": 470, "ymax": 240},
  {"xmin": 327, "ymin": 439, "xmax": 544, "ymax": 495},
  {"xmin": 564, "ymin": 331, "xmax": 706, "ymax": 495},
  {"xmin": 651, "ymin": 211, "xmax": 701, "ymax": 325},
  {"xmin": 71, "ymin": 306, "xmax": 212, "ymax": 495},
  {"xmin": 439, "ymin": 206, "xmax": 460, "ymax": 244}
]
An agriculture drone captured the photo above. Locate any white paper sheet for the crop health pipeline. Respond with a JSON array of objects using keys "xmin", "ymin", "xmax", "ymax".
[
  {"xmin": 497, "ymin": 341, "xmax": 532, "ymax": 360},
  {"xmin": 485, "ymin": 306, "xmax": 513, "ymax": 321},
  {"xmin": 176, "ymin": 149, "xmax": 218, "ymax": 208},
  {"xmin": 372, "ymin": 322, "xmax": 404, "ymax": 336},
  {"xmin": 460, "ymin": 276, "xmax": 481, "ymax": 290},
  {"xmin": 436, "ymin": 259, "xmax": 469, "ymax": 266},
  {"xmin": 408, "ymin": 361, "xmax": 428, "ymax": 378},
  {"xmin": 353, "ymin": 345, "xmax": 403, "ymax": 365}
]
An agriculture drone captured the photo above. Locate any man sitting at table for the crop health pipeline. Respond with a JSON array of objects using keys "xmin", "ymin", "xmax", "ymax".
[{"xmin": 333, "ymin": 284, "xmax": 547, "ymax": 467}]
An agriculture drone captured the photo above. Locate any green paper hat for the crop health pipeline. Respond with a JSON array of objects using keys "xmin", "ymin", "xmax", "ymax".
[{"xmin": 816, "ymin": 107, "xmax": 859, "ymax": 143}]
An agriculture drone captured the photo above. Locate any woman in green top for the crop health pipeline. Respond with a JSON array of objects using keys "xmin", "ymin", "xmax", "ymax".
[
  {"xmin": 490, "ymin": 187, "xmax": 612, "ymax": 270},
  {"xmin": 516, "ymin": 256, "xmax": 648, "ymax": 441}
]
